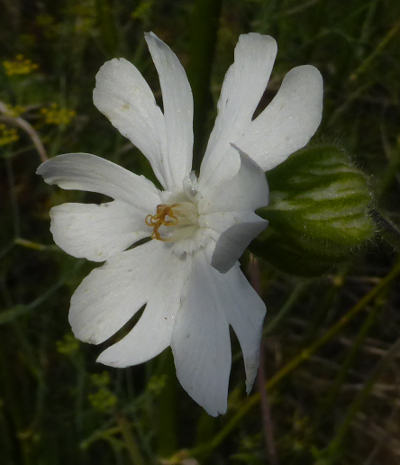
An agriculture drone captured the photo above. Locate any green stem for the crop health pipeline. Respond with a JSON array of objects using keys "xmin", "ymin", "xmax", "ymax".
[
  {"xmin": 350, "ymin": 19, "xmax": 400, "ymax": 82},
  {"xmin": 264, "ymin": 282, "xmax": 307, "ymax": 335},
  {"xmin": 95, "ymin": 0, "xmax": 119, "ymax": 56},
  {"xmin": 0, "ymin": 261, "xmax": 83, "ymax": 325},
  {"xmin": 371, "ymin": 208, "xmax": 400, "ymax": 251},
  {"xmin": 115, "ymin": 414, "xmax": 145, "ymax": 465},
  {"xmin": 14, "ymin": 237, "xmax": 58, "ymax": 251},
  {"xmin": 322, "ymin": 337, "xmax": 400, "ymax": 464},
  {"xmin": 314, "ymin": 295, "xmax": 381, "ymax": 427},
  {"xmin": 156, "ymin": 351, "xmax": 177, "ymax": 456},
  {"xmin": 5, "ymin": 156, "xmax": 21, "ymax": 237},
  {"xmin": 187, "ymin": 0, "xmax": 222, "ymax": 172}
]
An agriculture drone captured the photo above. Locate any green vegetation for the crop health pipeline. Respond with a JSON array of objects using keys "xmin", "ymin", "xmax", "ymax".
[{"xmin": 1, "ymin": 0, "xmax": 400, "ymax": 464}]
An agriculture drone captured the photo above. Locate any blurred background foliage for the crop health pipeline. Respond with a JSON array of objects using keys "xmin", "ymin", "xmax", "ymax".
[{"xmin": 1, "ymin": 0, "xmax": 400, "ymax": 464}]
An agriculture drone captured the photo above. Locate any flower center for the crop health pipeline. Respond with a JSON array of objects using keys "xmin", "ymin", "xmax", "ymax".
[{"xmin": 145, "ymin": 202, "xmax": 198, "ymax": 242}]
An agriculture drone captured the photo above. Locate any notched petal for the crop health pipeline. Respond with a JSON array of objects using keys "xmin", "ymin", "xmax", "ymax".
[
  {"xmin": 171, "ymin": 253, "xmax": 231, "ymax": 416},
  {"xmin": 36, "ymin": 152, "xmax": 160, "ymax": 212},
  {"xmin": 237, "ymin": 65, "xmax": 323, "ymax": 171},
  {"xmin": 68, "ymin": 241, "xmax": 166, "ymax": 345},
  {"xmin": 199, "ymin": 33, "xmax": 278, "ymax": 190},
  {"xmin": 93, "ymin": 57, "xmax": 168, "ymax": 187},
  {"xmin": 145, "ymin": 31, "xmax": 194, "ymax": 190},
  {"xmin": 50, "ymin": 201, "xmax": 149, "ymax": 262}
]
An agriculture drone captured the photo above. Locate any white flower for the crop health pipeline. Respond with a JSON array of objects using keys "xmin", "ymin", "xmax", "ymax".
[{"xmin": 37, "ymin": 32, "xmax": 323, "ymax": 416}]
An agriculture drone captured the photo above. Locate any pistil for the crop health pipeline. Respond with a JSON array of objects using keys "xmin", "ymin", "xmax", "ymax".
[
  {"xmin": 145, "ymin": 201, "xmax": 199, "ymax": 242},
  {"xmin": 145, "ymin": 204, "xmax": 179, "ymax": 240}
]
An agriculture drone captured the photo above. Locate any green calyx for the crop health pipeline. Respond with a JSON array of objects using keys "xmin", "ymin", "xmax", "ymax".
[{"xmin": 254, "ymin": 145, "xmax": 375, "ymax": 276}]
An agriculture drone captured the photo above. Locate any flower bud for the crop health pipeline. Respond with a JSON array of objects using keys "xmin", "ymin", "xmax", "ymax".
[{"xmin": 254, "ymin": 145, "xmax": 374, "ymax": 275}]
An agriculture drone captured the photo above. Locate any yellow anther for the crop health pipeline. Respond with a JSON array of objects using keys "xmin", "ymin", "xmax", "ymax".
[{"xmin": 145, "ymin": 204, "xmax": 179, "ymax": 241}]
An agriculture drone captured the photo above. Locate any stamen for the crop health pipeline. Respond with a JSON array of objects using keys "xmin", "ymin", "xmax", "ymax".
[{"xmin": 145, "ymin": 204, "xmax": 179, "ymax": 241}]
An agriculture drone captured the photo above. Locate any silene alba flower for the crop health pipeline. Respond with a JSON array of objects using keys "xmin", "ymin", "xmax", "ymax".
[{"xmin": 37, "ymin": 32, "xmax": 323, "ymax": 416}]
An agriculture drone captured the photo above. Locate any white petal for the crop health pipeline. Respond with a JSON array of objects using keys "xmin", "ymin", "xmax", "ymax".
[
  {"xmin": 69, "ymin": 241, "xmax": 168, "ymax": 344},
  {"xmin": 199, "ymin": 150, "xmax": 269, "ymax": 214},
  {"xmin": 50, "ymin": 201, "xmax": 150, "ymax": 262},
  {"xmin": 203, "ymin": 211, "xmax": 267, "ymax": 273},
  {"xmin": 200, "ymin": 33, "xmax": 277, "ymax": 189},
  {"xmin": 171, "ymin": 253, "xmax": 231, "ymax": 416},
  {"xmin": 93, "ymin": 58, "xmax": 169, "ymax": 187},
  {"xmin": 219, "ymin": 264, "xmax": 266, "ymax": 393},
  {"xmin": 97, "ymin": 251, "xmax": 189, "ymax": 367},
  {"xmin": 237, "ymin": 65, "xmax": 323, "ymax": 171},
  {"xmin": 37, "ymin": 153, "xmax": 160, "ymax": 213},
  {"xmin": 145, "ymin": 32, "xmax": 194, "ymax": 191},
  {"xmin": 199, "ymin": 151, "xmax": 269, "ymax": 273}
]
